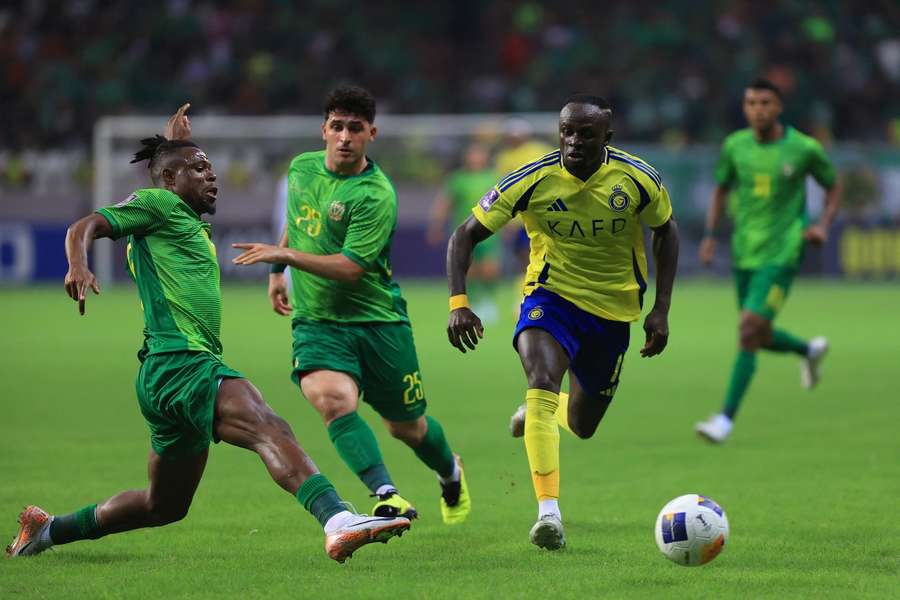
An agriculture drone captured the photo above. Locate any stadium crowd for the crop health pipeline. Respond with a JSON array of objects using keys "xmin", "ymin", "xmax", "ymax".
[{"xmin": 2, "ymin": 0, "xmax": 899, "ymax": 151}]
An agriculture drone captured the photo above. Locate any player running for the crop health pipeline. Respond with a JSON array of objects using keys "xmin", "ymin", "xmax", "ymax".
[
  {"xmin": 5, "ymin": 115, "xmax": 409, "ymax": 563},
  {"xmin": 694, "ymin": 79, "xmax": 841, "ymax": 444},
  {"xmin": 230, "ymin": 86, "xmax": 470, "ymax": 525},
  {"xmin": 428, "ymin": 142, "xmax": 502, "ymax": 323},
  {"xmin": 446, "ymin": 94, "xmax": 679, "ymax": 550}
]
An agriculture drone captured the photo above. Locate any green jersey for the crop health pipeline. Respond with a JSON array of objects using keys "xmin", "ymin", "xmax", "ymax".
[
  {"xmin": 286, "ymin": 150, "xmax": 408, "ymax": 323},
  {"xmin": 715, "ymin": 126, "xmax": 836, "ymax": 269},
  {"xmin": 96, "ymin": 188, "xmax": 223, "ymax": 359},
  {"xmin": 447, "ymin": 169, "xmax": 498, "ymax": 226}
]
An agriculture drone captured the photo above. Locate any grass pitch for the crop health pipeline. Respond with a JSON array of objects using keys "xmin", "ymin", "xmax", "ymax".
[{"xmin": 1, "ymin": 280, "xmax": 898, "ymax": 598}]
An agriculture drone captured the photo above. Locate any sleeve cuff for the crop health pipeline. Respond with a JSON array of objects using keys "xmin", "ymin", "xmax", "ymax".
[
  {"xmin": 471, "ymin": 208, "xmax": 500, "ymax": 233},
  {"xmin": 94, "ymin": 209, "xmax": 121, "ymax": 239},
  {"xmin": 341, "ymin": 249, "xmax": 370, "ymax": 269}
]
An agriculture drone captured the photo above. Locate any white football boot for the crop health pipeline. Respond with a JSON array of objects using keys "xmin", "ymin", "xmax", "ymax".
[
  {"xmin": 529, "ymin": 514, "xmax": 566, "ymax": 550},
  {"xmin": 6, "ymin": 506, "xmax": 53, "ymax": 557},
  {"xmin": 801, "ymin": 336, "xmax": 829, "ymax": 390},
  {"xmin": 695, "ymin": 413, "xmax": 733, "ymax": 444},
  {"xmin": 324, "ymin": 514, "xmax": 410, "ymax": 563}
]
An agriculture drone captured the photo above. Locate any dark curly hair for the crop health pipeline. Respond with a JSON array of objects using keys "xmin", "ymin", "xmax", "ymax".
[{"xmin": 324, "ymin": 85, "xmax": 376, "ymax": 123}]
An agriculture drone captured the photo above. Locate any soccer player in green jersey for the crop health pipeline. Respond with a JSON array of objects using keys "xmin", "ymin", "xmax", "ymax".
[
  {"xmin": 231, "ymin": 86, "xmax": 470, "ymax": 525},
  {"xmin": 427, "ymin": 142, "xmax": 502, "ymax": 322},
  {"xmin": 5, "ymin": 115, "xmax": 409, "ymax": 563},
  {"xmin": 446, "ymin": 94, "xmax": 680, "ymax": 549},
  {"xmin": 695, "ymin": 79, "xmax": 841, "ymax": 444}
]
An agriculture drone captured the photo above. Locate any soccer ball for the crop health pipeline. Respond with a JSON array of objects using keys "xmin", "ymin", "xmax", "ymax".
[{"xmin": 654, "ymin": 494, "xmax": 729, "ymax": 566}]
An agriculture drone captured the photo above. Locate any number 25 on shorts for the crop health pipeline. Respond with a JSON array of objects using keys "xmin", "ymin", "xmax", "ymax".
[{"xmin": 402, "ymin": 371, "xmax": 424, "ymax": 405}]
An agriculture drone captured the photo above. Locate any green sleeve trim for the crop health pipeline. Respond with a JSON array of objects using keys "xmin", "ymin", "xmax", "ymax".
[
  {"xmin": 94, "ymin": 209, "xmax": 121, "ymax": 239},
  {"xmin": 341, "ymin": 249, "xmax": 370, "ymax": 269}
]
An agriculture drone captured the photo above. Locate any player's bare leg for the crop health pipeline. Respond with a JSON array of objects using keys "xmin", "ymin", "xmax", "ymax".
[
  {"xmin": 511, "ymin": 373, "xmax": 613, "ymax": 438},
  {"xmin": 562, "ymin": 375, "xmax": 613, "ymax": 439},
  {"xmin": 214, "ymin": 377, "xmax": 409, "ymax": 562},
  {"xmin": 6, "ymin": 449, "xmax": 207, "ymax": 557},
  {"xmin": 516, "ymin": 328, "xmax": 569, "ymax": 549}
]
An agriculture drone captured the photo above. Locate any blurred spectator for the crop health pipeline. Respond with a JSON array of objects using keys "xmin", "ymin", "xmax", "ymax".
[{"xmin": 0, "ymin": 1, "xmax": 897, "ymax": 150}]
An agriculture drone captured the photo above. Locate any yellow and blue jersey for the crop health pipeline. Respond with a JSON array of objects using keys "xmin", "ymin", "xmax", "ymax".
[{"xmin": 472, "ymin": 147, "xmax": 673, "ymax": 322}]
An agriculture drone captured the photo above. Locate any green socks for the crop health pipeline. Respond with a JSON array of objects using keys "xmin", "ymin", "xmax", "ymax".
[
  {"xmin": 412, "ymin": 416, "xmax": 455, "ymax": 479},
  {"xmin": 327, "ymin": 412, "xmax": 394, "ymax": 493},
  {"xmin": 723, "ymin": 350, "xmax": 757, "ymax": 420},
  {"xmin": 49, "ymin": 504, "xmax": 104, "ymax": 544},
  {"xmin": 295, "ymin": 474, "xmax": 346, "ymax": 528},
  {"xmin": 768, "ymin": 329, "xmax": 809, "ymax": 356}
]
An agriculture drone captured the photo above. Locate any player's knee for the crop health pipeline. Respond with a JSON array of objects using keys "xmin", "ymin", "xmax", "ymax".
[
  {"xmin": 145, "ymin": 496, "xmax": 190, "ymax": 526},
  {"xmin": 311, "ymin": 393, "xmax": 356, "ymax": 424},
  {"xmin": 385, "ymin": 418, "xmax": 426, "ymax": 446},
  {"xmin": 525, "ymin": 372, "xmax": 560, "ymax": 393},
  {"xmin": 570, "ymin": 420, "xmax": 599, "ymax": 440},
  {"xmin": 739, "ymin": 322, "xmax": 762, "ymax": 351}
]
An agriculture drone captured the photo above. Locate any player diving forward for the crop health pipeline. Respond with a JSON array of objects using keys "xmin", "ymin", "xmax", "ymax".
[
  {"xmin": 446, "ymin": 94, "xmax": 679, "ymax": 549},
  {"xmin": 5, "ymin": 114, "xmax": 409, "ymax": 563},
  {"xmin": 695, "ymin": 79, "xmax": 841, "ymax": 443},
  {"xmin": 229, "ymin": 86, "xmax": 470, "ymax": 524}
]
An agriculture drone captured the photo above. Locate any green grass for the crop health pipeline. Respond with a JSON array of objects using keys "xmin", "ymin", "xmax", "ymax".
[{"xmin": 1, "ymin": 280, "xmax": 898, "ymax": 598}]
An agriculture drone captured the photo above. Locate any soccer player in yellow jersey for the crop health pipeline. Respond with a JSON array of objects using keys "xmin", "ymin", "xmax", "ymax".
[{"xmin": 446, "ymin": 94, "xmax": 679, "ymax": 550}]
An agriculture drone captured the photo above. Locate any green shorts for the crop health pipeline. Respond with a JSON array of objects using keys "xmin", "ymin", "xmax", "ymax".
[
  {"xmin": 291, "ymin": 319, "xmax": 426, "ymax": 422},
  {"xmin": 136, "ymin": 351, "xmax": 243, "ymax": 459},
  {"xmin": 734, "ymin": 266, "xmax": 797, "ymax": 321}
]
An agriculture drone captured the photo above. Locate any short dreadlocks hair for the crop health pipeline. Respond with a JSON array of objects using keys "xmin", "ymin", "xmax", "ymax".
[{"xmin": 131, "ymin": 135, "xmax": 200, "ymax": 182}]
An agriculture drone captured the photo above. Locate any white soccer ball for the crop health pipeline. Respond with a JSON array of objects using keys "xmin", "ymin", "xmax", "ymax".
[{"xmin": 654, "ymin": 494, "xmax": 729, "ymax": 566}]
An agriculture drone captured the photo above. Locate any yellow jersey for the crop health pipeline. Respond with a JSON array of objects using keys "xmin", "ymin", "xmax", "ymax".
[{"xmin": 472, "ymin": 147, "xmax": 673, "ymax": 322}]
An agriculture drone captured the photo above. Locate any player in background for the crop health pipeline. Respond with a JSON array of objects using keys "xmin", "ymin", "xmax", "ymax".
[
  {"xmin": 695, "ymin": 79, "xmax": 841, "ymax": 443},
  {"xmin": 5, "ymin": 107, "xmax": 409, "ymax": 563},
  {"xmin": 428, "ymin": 142, "xmax": 501, "ymax": 323},
  {"xmin": 494, "ymin": 119, "xmax": 555, "ymax": 313},
  {"xmin": 230, "ymin": 86, "xmax": 471, "ymax": 525},
  {"xmin": 446, "ymin": 95, "xmax": 679, "ymax": 549}
]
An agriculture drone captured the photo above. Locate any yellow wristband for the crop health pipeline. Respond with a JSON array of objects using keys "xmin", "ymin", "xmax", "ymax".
[{"xmin": 449, "ymin": 294, "xmax": 470, "ymax": 311}]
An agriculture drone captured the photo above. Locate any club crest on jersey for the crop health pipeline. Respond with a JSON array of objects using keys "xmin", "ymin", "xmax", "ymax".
[
  {"xmin": 528, "ymin": 307, "xmax": 544, "ymax": 320},
  {"xmin": 608, "ymin": 185, "xmax": 630, "ymax": 212},
  {"xmin": 782, "ymin": 164, "xmax": 795, "ymax": 177},
  {"xmin": 328, "ymin": 200, "xmax": 346, "ymax": 221},
  {"xmin": 116, "ymin": 193, "xmax": 138, "ymax": 207},
  {"xmin": 479, "ymin": 189, "xmax": 499, "ymax": 211}
]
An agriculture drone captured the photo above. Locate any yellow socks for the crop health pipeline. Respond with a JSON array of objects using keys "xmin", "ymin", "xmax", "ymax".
[
  {"xmin": 555, "ymin": 392, "xmax": 573, "ymax": 435},
  {"xmin": 524, "ymin": 388, "xmax": 560, "ymax": 501}
]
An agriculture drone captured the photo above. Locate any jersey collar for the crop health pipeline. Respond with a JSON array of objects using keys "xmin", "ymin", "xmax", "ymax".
[{"xmin": 558, "ymin": 147, "xmax": 609, "ymax": 187}]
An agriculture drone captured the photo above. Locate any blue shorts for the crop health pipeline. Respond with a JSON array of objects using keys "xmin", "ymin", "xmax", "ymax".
[{"xmin": 513, "ymin": 288, "xmax": 630, "ymax": 397}]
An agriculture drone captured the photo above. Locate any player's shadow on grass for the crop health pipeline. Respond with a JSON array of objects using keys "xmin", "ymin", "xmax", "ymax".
[{"xmin": 50, "ymin": 551, "xmax": 145, "ymax": 564}]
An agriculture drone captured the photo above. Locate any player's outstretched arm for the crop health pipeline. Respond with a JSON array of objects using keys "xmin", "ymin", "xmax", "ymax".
[
  {"xmin": 445, "ymin": 216, "xmax": 492, "ymax": 353},
  {"xmin": 232, "ymin": 243, "xmax": 364, "ymax": 282},
  {"xmin": 641, "ymin": 218, "xmax": 680, "ymax": 358},
  {"xmin": 699, "ymin": 185, "xmax": 728, "ymax": 267},
  {"xmin": 64, "ymin": 214, "xmax": 113, "ymax": 315}
]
